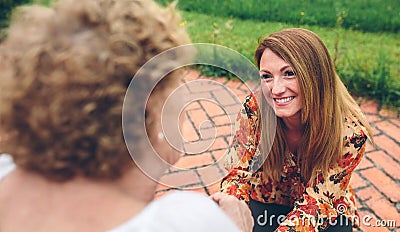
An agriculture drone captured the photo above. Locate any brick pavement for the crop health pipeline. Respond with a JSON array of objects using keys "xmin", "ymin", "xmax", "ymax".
[{"xmin": 155, "ymin": 69, "xmax": 400, "ymax": 232}]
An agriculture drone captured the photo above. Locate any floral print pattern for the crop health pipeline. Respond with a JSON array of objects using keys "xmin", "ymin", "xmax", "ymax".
[{"xmin": 221, "ymin": 94, "xmax": 368, "ymax": 231}]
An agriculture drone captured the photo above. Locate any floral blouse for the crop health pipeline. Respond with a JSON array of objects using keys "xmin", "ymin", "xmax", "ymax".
[{"xmin": 221, "ymin": 94, "xmax": 368, "ymax": 231}]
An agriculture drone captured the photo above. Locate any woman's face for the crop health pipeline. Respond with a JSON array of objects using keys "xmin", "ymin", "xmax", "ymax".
[
  {"xmin": 147, "ymin": 83, "xmax": 185, "ymax": 166},
  {"xmin": 259, "ymin": 48, "xmax": 303, "ymax": 121}
]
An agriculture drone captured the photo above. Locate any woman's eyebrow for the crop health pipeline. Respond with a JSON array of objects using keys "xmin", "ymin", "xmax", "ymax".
[
  {"xmin": 260, "ymin": 65, "xmax": 291, "ymax": 73},
  {"xmin": 259, "ymin": 69, "xmax": 271, "ymax": 73},
  {"xmin": 280, "ymin": 65, "xmax": 291, "ymax": 72}
]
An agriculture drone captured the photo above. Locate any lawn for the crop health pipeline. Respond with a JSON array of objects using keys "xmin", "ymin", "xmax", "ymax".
[
  {"xmin": 180, "ymin": 11, "xmax": 400, "ymax": 108},
  {"xmin": 157, "ymin": 0, "xmax": 400, "ymax": 33},
  {"xmin": 2, "ymin": 0, "xmax": 399, "ymax": 108}
]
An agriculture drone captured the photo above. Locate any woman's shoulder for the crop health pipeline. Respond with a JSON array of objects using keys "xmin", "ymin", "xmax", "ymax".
[
  {"xmin": 243, "ymin": 92, "xmax": 259, "ymax": 108},
  {"xmin": 241, "ymin": 92, "xmax": 261, "ymax": 118},
  {"xmin": 343, "ymin": 116, "xmax": 367, "ymax": 136},
  {"xmin": 342, "ymin": 116, "xmax": 368, "ymax": 149},
  {"xmin": 110, "ymin": 191, "xmax": 239, "ymax": 232}
]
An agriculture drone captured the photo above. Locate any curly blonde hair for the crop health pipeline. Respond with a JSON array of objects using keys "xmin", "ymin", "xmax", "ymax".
[{"xmin": 0, "ymin": 0, "xmax": 190, "ymax": 181}]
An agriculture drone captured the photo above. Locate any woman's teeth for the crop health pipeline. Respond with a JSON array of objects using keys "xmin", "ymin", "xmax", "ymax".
[{"xmin": 275, "ymin": 96, "xmax": 294, "ymax": 103}]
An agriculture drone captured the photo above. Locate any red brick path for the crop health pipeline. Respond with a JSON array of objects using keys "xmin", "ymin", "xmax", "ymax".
[{"xmin": 156, "ymin": 69, "xmax": 400, "ymax": 232}]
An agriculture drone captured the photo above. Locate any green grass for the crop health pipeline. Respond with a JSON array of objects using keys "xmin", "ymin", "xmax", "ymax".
[
  {"xmin": 180, "ymin": 11, "xmax": 400, "ymax": 108},
  {"xmin": 157, "ymin": 0, "xmax": 400, "ymax": 33},
  {"xmin": 1, "ymin": 0, "xmax": 398, "ymax": 108}
]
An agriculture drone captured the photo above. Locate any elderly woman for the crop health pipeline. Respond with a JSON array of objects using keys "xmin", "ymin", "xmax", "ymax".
[
  {"xmin": 221, "ymin": 28, "xmax": 374, "ymax": 232},
  {"xmin": 0, "ymin": 0, "xmax": 253, "ymax": 231}
]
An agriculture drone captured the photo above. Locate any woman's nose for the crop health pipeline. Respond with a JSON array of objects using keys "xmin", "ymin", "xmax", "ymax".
[{"xmin": 270, "ymin": 78, "xmax": 286, "ymax": 95}]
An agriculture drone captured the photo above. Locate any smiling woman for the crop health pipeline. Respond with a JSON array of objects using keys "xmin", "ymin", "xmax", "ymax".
[
  {"xmin": 221, "ymin": 28, "xmax": 375, "ymax": 232},
  {"xmin": 259, "ymin": 49, "xmax": 303, "ymax": 122}
]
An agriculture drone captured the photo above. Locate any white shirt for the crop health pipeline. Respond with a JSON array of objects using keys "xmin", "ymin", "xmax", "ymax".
[
  {"xmin": 0, "ymin": 154, "xmax": 240, "ymax": 232},
  {"xmin": 110, "ymin": 191, "xmax": 240, "ymax": 232}
]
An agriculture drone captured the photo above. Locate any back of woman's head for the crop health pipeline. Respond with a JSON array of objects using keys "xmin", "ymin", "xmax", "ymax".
[{"xmin": 0, "ymin": 0, "xmax": 190, "ymax": 181}]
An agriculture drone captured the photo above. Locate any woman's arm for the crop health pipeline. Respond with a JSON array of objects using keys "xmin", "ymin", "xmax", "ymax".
[
  {"xmin": 276, "ymin": 121, "xmax": 368, "ymax": 231},
  {"xmin": 220, "ymin": 94, "xmax": 261, "ymax": 202}
]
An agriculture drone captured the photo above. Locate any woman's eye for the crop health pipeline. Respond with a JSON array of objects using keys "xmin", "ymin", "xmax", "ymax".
[
  {"xmin": 260, "ymin": 74, "xmax": 272, "ymax": 80},
  {"xmin": 284, "ymin": 70, "xmax": 296, "ymax": 77}
]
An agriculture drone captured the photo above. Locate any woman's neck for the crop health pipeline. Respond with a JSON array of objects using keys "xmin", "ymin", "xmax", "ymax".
[
  {"xmin": 0, "ymin": 165, "xmax": 160, "ymax": 231},
  {"xmin": 281, "ymin": 114, "xmax": 304, "ymax": 133},
  {"xmin": 281, "ymin": 115, "xmax": 305, "ymax": 154},
  {"xmin": 116, "ymin": 166, "xmax": 160, "ymax": 204}
]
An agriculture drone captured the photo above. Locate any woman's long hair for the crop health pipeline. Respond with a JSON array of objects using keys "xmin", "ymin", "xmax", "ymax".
[{"xmin": 255, "ymin": 28, "xmax": 374, "ymax": 183}]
